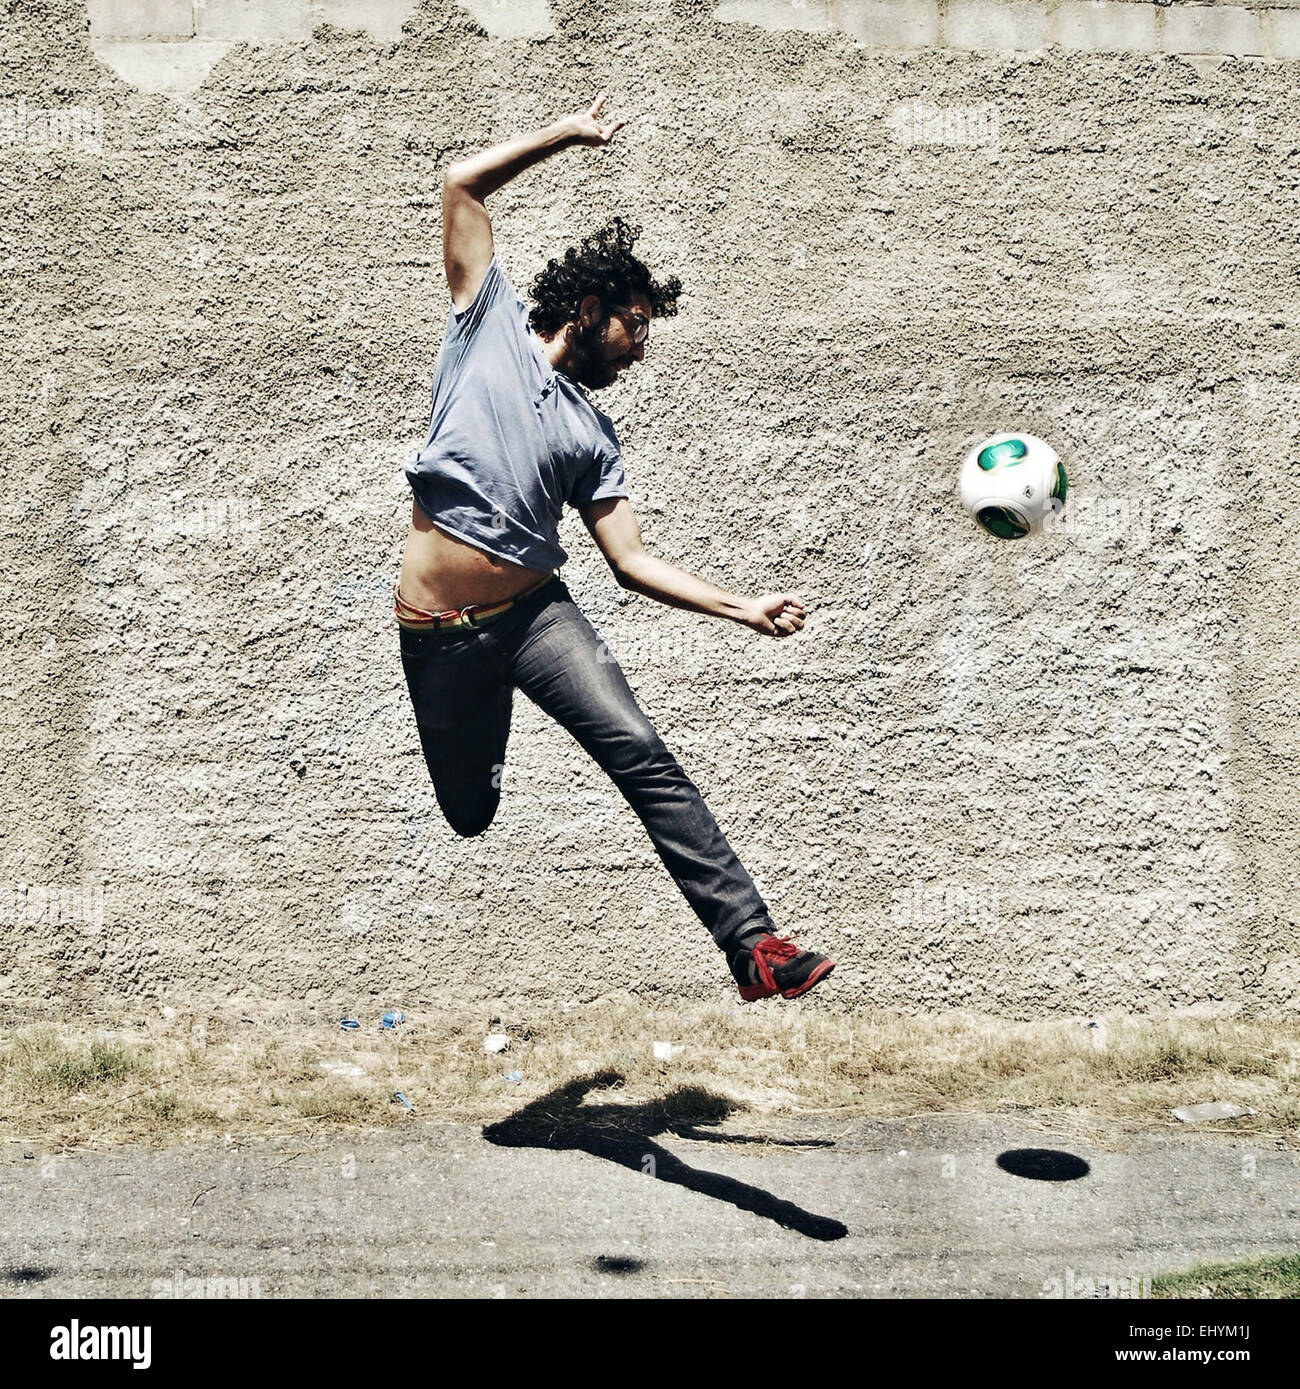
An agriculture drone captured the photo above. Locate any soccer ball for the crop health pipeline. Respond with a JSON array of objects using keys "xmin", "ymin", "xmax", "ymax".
[{"xmin": 958, "ymin": 432, "xmax": 1068, "ymax": 539}]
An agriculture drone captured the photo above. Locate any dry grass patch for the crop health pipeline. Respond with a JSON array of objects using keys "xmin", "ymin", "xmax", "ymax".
[{"xmin": 1, "ymin": 1007, "xmax": 1296, "ymax": 1153}]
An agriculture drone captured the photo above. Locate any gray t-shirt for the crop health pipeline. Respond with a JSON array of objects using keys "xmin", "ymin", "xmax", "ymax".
[{"xmin": 405, "ymin": 253, "xmax": 628, "ymax": 572}]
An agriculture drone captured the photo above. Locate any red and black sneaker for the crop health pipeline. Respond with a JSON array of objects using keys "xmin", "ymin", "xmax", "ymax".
[{"xmin": 728, "ymin": 932, "xmax": 835, "ymax": 1002}]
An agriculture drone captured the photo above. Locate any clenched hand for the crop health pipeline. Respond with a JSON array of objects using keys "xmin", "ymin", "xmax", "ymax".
[{"xmin": 746, "ymin": 593, "xmax": 808, "ymax": 638}]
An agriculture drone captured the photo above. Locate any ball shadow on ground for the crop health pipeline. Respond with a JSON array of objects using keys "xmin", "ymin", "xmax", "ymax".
[
  {"xmin": 482, "ymin": 1069, "xmax": 848, "ymax": 1242},
  {"xmin": 997, "ymin": 1148, "xmax": 1091, "ymax": 1181}
]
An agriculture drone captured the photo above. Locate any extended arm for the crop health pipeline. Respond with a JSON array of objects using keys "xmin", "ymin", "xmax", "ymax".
[
  {"xmin": 442, "ymin": 93, "xmax": 626, "ymax": 313},
  {"xmin": 580, "ymin": 497, "xmax": 808, "ymax": 637}
]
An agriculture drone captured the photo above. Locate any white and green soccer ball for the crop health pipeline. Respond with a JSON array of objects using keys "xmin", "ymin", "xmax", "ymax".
[{"xmin": 958, "ymin": 432, "xmax": 1068, "ymax": 539}]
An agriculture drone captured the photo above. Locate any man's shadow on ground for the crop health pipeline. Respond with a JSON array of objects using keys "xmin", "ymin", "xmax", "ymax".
[{"xmin": 482, "ymin": 1069, "xmax": 848, "ymax": 1242}]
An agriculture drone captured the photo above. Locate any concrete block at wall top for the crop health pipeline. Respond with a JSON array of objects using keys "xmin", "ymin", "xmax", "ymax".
[
  {"xmin": 945, "ymin": 0, "xmax": 1049, "ymax": 51},
  {"xmin": 834, "ymin": 0, "xmax": 941, "ymax": 49},
  {"xmin": 90, "ymin": 37, "xmax": 233, "ymax": 95},
  {"xmin": 1261, "ymin": 9, "xmax": 1300, "ymax": 58},
  {"xmin": 1054, "ymin": 1, "xmax": 1158, "ymax": 53},
  {"xmin": 310, "ymin": 0, "xmax": 421, "ymax": 41},
  {"xmin": 715, "ymin": 0, "xmax": 834, "ymax": 32},
  {"xmin": 459, "ymin": 0, "xmax": 554, "ymax": 38},
  {"xmin": 196, "ymin": 0, "xmax": 313, "ymax": 43},
  {"xmin": 86, "ymin": 0, "xmax": 195, "ymax": 40},
  {"xmin": 1161, "ymin": 6, "xmax": 1265, "ymax": 57}
]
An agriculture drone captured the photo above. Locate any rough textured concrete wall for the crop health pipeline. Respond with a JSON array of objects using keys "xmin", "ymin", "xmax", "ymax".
[{"xmin": 2, "ymin": 0, "xmax": 1298, "ymax": 1018}]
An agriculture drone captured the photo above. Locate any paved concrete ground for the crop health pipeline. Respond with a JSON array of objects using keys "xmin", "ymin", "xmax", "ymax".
[{"xmin": 3, "ymin": 1089, "xmax": 1295, "ymax": 1298}]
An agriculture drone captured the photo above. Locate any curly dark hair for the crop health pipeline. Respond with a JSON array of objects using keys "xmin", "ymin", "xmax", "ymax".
[{"xmin": 527, "ymin": 216, "xmax": 682, "ymax": 337}]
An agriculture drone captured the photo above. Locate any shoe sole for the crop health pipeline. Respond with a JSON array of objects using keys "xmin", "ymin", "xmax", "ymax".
[{"xmin": 737, "ymin": 959, "xmax": 835, "ymax": 1003}]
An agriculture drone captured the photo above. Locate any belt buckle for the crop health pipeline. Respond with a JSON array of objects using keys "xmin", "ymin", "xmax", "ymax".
[{"xmin": 458, "ymin": 603, "xmax": 481, "ymax": 628}]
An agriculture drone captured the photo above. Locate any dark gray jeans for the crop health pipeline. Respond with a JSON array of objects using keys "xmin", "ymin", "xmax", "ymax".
[{"xmin": 397, "ymin": 574, "xmax": 770, "ymax": 952}]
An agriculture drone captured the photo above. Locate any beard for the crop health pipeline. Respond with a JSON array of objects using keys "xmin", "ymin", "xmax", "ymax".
[{"xmin": 569, "ymin": 316, "xmax": 619, "ymax": 391}]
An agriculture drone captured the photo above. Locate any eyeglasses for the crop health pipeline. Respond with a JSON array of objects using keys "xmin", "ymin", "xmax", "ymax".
[{"xmin": 607, "ymin": 303, "xmax": 650, "ymax": 345}]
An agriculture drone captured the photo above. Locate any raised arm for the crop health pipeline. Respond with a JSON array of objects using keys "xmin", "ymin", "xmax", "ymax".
[
  {"xmin": 580, "ymin": 497, "xmax": 808, "ymax": 638},
  {"xmin": 442, "ymin": 92, "xmax": 627, "ymax": 313}
]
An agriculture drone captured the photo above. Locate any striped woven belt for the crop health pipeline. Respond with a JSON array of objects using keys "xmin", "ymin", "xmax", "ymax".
[{"xmin": 393, "ymin": 571, "xmax": 555, "ymax": 633}]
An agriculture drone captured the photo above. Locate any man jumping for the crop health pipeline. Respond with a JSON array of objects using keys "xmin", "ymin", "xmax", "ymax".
[{"xmin": 394, "ymin": 93, "xmax": 834, "ymax": 1002}]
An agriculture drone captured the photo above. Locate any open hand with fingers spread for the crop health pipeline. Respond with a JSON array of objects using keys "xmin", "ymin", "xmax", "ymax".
[
  {"xmin": 563, "ymin": 91, "xmax": 627, "ymax": 146},
  {"xmin": 746, "ymin": 593, "xmax": 808, "ymax": 638}
]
